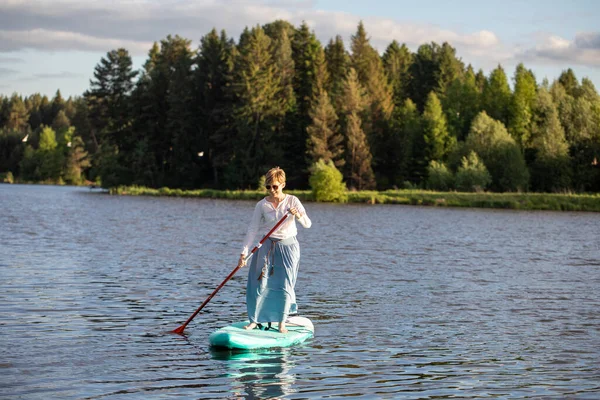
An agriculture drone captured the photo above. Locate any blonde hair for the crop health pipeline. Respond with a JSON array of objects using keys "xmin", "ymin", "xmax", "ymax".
[{"xmin": 265, "ymin": 167, "xmax": 286, "ymax": 184}]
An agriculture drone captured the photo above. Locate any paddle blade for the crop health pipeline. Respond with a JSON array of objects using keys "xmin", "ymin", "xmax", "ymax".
[{"xmin": 172, "ymin": 325, "xmax": 186, "ymax": 335}]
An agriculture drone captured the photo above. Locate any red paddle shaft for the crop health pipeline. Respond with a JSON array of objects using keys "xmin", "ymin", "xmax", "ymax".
[{"xmin": 172, "ymin": 212, "xmax": 290, "ymax": 335}]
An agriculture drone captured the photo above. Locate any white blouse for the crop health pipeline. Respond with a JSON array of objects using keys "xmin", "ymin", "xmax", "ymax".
[{"xmin": 240, "ymin": 194, "xmax": 312, "ymax": 256}]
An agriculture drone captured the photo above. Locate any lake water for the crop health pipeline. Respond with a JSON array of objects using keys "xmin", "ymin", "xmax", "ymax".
[{"xmin": 1, "ymin": 184, "xmax": 599, "ymax": 399}]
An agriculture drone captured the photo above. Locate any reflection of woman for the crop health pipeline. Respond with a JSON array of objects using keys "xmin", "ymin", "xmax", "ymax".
[
  {"xmin": 211, "ymin": 349, "xmax": 294, "ymax": 399},
  {"xmin": 238, "ymin": 167, "xmax": 312, "ymax": 333}
]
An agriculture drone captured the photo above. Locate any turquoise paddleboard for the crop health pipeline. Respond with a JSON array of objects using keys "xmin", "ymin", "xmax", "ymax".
[{"xmin": 209, "ymin": 316, "xmax": 314, "ymax": 350}]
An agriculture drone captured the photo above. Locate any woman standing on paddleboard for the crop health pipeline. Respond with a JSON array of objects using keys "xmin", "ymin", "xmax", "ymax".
[{"xmin": 238, "ymin": 167, "xmax": 312, "ymax": 333}]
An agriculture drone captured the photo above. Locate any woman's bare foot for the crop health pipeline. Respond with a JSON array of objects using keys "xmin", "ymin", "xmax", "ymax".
[
  {"xmin": 244, "ymin": 322, "xmax": 257, "ymax": 330},
  {"xmin": 279, "ymin": 322, "xmax": 288, "ymax": 334}
]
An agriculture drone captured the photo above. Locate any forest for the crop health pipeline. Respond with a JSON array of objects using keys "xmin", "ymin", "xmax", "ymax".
[{"xmin": 1, "ymin": 20, "xmax": 599, "ymax": 193}]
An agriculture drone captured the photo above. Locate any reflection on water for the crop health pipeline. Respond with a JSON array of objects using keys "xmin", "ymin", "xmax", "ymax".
[
  {"xmin": 1, "ymin": 185, "xmax": 599, "ymax": 399},
  {"xmin": 211, "ymin": 349, "xmax": 296, "ymax": 399}
]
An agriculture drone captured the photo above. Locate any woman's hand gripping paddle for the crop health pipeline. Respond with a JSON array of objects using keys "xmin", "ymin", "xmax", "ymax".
[{"xmin": 172, "ymin": 212, "xmax": 290, "ymax": 335}]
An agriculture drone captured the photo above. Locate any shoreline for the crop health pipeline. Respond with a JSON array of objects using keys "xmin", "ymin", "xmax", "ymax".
[{"xmin": 108, "ymin": 185, "xmax": 600, "ymax": 212}]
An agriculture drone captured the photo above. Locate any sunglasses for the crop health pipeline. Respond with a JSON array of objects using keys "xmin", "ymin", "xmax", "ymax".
[{"xmin": 265, "ymin": 184, "xmax": 280, "ymax": 190}]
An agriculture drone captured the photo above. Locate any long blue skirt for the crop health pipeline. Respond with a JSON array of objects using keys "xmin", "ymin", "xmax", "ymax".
[{"xmin": 246, "ymin": 236, "xmax": 300, "ymax": 323}]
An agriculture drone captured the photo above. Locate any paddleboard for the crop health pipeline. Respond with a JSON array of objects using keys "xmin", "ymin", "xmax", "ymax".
[{"xmin": 209, "ymin": 316, "xmax": 314, "ymax": 350}]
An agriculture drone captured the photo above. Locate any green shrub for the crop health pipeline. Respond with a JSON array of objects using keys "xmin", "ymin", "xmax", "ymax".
[
  {"xmin": 455, "ymin": 151, "xmax": 492, "ymax": 192},
  {"xmin": 257, "ymin": 175, "xmax": 266, "ymax": 191},
  {"xmin": 426, "ymin": 160, "xmax": 454, "ymax": 191},
  {"xmin": 1, "ymin": 171, "xmax": 14, "ymax": 184},
  {"xmin": 309, "ymin": 159, "xmax": 347, "ymax": 202}
]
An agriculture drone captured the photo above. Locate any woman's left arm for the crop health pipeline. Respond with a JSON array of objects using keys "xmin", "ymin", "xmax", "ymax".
[{"xmin": 291, "ymin": 198, "xmax": 312, "ymax": 228}]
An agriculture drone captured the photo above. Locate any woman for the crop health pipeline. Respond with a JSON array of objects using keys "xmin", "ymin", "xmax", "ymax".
[{"xmin": 238, "ymin": 167, "xmax": 312, "ymax": 333}]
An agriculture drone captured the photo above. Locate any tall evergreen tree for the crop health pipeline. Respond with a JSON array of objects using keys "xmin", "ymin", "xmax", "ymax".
[
  {"xmin": 408, "ymin": 43, "xmax": 438, "ymax": 111},
  {"xmin": 558, "ymin": 68, "xmax": 580, "ymax": 98},
  {"xmin": 287, "ymin": 22, "xmax": 322, "ymax": 186},
  {"xmin": 349, "ymin": 21, "xmax": 393, "ymax": 187},
  {"xmin": 388, "ymin": 98, "xmax": 422, "ymax": 186},
  {"xmin": 85, "ymin": 48, "xmax": 138, "ymax": 186},
  {"xmin": 442, "ymin": 65, "xmax": 481, "ymax": 141},
  {"xmin": 231, "ymin": 25, "xmax": 283, "ymax": 187},
  {"xmin": 85, "ymin": 49, "xmax": 138, "ymax": 149},
  {"xmin": 195, "ymin": 29, "xmax": 236, "ymax": 187},
  {"xmin": 165, "ymin": 36, "xmax": 197, "ymax": 187},
  {"xmin": 475, "ymin": 69, "xmax": 487, "ymax": 92},
  {"xmin": 25, "ymin": 94, "xmax": 44, "ymax": 131},
  {"xmin": 6, "ymin": 94, "xmax": 30, "ymax": 133},
  {"xmin": 340, "ymin": 68, "xmax": 375, "ymax": 190},
  {"xmin": 64, "ymin": 136, "xmax": 90, "ymax": 184},
  {"xmin": 382, "ymin": 40, "xmax": 413, "ymax": 106},
  {"xmin": 482, "ymin": 65, "xmax": 511, "ymax": 126},
  {"xmin": 129, "ymin": 43, "xmax": 161, "ymax": 186},
  {"xmin": 508, "ymin": 63, "xmax": 537, "ymax": 149},
  {"xmin": 307, "ymin": 46, "xmax": 343, "ymax": 167},
  {"xmin": 50, "ymin": 90, "xmax": 65, "ymax": 124},
  {"xmin": 422, "ymin": 91, "xmax": 453, "ymax": 163},
  {"xmin": 350, "ymin": 21, "xmax": 394, "ymax": 121},
  {"xmin": 307, "ymin": 89, "xmax": 343, "ymax": 167},
  {"xmin": 324, "ymin": 35, "xmax": 350, "ymax": 111},
  {"xmin": 437, "ymin": 42, "xmax": 464, "ymax": 93}
]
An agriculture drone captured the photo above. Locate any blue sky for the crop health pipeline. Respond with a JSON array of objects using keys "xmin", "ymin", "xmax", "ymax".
[{"xmin": 1, "ymin": 0, "xmax": 599, "ymax": 98}]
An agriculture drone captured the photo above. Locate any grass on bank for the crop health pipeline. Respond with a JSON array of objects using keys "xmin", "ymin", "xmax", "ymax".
[{"xmin": 109, "ymin": 185, "xmax": 600, "ymax": 212}]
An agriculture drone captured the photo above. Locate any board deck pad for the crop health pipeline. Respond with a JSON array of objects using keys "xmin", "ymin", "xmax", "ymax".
[{"xmin": 209, "ymin": 316, "xmax": 314, "ymax": 350}]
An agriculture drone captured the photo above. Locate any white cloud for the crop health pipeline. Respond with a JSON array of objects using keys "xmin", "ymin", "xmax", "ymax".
[
  {"xmin": 0, "ymin": 67, "xmax": 19, "ymax": 75},
  {"xmin": 32, "ymin": 71, "xmax": 85, "ymax": 80},
  {"xmin": 0, "ymin": 0, "xmax": 505, "ymax": 56},
  {"xmin": 0, "ymin": 0, "xmax": 598, "ymax": 76},
  {"xmin": 0, "ymin": 29, "xmax": 154, "ymax": 54},
  {"xmin": 517, "ymin": 32, "xmax": 600, "ymax": 67},
  {"xmin": 0, "ymin": 55, "xmax": 25, "ymax": 63}
]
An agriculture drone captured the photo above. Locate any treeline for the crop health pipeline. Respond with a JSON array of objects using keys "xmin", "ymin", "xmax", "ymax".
[{"xmin": 1, "ymin": 20, "xmax": 599, "ymax": 192}]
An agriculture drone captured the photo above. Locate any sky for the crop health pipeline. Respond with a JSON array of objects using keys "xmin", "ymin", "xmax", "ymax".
[{"xmin": 1, "ymin": 0, "xmax": 599, "ymax": 99}]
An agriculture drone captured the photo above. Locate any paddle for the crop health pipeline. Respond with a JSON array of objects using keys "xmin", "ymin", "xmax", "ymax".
[{"xmin": 172, "ymin": 212, "xmax": 290, "ymax": 335}]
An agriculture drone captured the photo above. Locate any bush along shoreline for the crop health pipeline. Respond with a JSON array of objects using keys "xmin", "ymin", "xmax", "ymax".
[{"xmin": 108, "ymin": 185, "xmax": 600, "ymax": 212}]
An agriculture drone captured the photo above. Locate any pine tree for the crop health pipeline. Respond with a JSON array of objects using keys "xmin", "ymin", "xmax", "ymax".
[
  {"xmin": 349, "ymin": 21, "xmax": 393, "ymax": 187},
  {"xmin": 307, "ymin": 46, "xmax": 343, "ymax": 167},
  {"xmin": 324, "ymin": 35, "xmax": 350, "ymax": 111},
  {"xmin": 196, "ymin": 29, "xmax": 236, "ymax": 187},
  {"xmin": 350, "ymin": 21, "xmax": 394, "ymax": 121},
  {"xmin": 408, "ymin": 42, "xmax": 439, "ymax": 111},
  {"xmin": 482, "ymin": 65, "xmax": 511, "ymax": 126},
  {"xmin": 558, "ymin": 68, "xmax": 580, "ymax": 98},
  {"xmin": 165, "ymin": 36, "xmax": 197, "ymax": 187},
  {"xmin": 271, "ymin": 26, "xmax": 296, "ymax": 115},
  {"xmin": 6, "ymin": 94, "xmax": 29, "ymax": 132},
  {"xmin": 232, "ymin": 25, "xmax": 283, "ymax": 187},
  {"xmin": 437, "ymin": 42, "xmax": 464, "ymax": 94},
  {"xmin": 64, "ymin": 136, "xmax": 90, "ymax": 184},
  {"xmin": 382, "ymin": 40, "xmax": 412, "ymax": 106},
  {"xmin": 85, "ymin": 48, "xmax": 138, "ymax": 186},
  {"xmin": 340, "ymin": 68, "xmax": 375, "ymax": 190},
  {"xmin": 52, "ymin": 109, "xmax": 70, "ymax": 133},
  {"xmin": 509, "ymin": 63, "xmax": 537, "ymax": 149},
  {"xmin": 287, "ymin": 22, "xmax": 322, "ymax": 186},
  {"xmin": 307, "ymin": 89, "xmax": 343, "ymax": 167},
  {"xmin": 393, "ymin": 99, "xmax": 423, "ymax": 186},
  {"xmin": 422, "ymin": 91, "xmax": 453, "ymax": 162},
  {"xmin": 442, "ymin": 65, "xmax": 481, "ymax": 141},
  {"xmin": 128, "ymin": 42, "xmax": 161, "ymax": 186}
]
